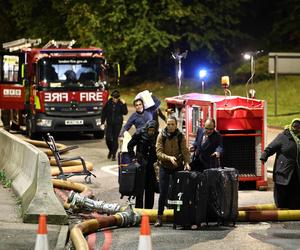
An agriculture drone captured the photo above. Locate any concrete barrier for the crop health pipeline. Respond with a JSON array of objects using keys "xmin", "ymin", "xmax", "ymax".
[{"xmin": 0, "ymin": 129, "xmax": 68, "ymax": 224}]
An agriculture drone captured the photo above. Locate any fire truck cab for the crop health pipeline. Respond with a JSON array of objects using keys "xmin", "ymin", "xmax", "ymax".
[
  {"xmin": 165, "ymin": 92, "xmax": 268, "ymax": 190},
  {"xmin": 0, "ymin": 39, "xmax": 114, "ymax": 139}
]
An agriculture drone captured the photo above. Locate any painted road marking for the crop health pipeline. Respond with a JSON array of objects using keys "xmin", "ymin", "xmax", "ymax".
[{"xmin": 102, "ymin": 164, "xmax": 119, "ymax": 176}]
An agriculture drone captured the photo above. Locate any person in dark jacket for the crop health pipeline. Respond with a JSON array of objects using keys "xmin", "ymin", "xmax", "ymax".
[
  {"xmin": 119, "ymin": 95, "xmax": 161, "ymax": 137},
  {"xmin": 260, "ymin": 118, "xmax": 300, "ymax": 209},
  {"xmin": 127, "ymin": 120, "xmax": 159, "ymax": 209},
  {"xmin": 101, "ymin": 90, "xmax": 128, "ymax": 161},
  {"xmin": 154, "ymin": 116, "xmax": 191, "ymax": 227},
  {"xmin": 190, "ymin": 118, "xmax": 223, "ymax": 171}
]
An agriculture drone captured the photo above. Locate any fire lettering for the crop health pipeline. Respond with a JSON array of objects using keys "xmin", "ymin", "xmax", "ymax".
[
  {"xmin": 44, "ymin": 92, "xmax": 69, "ymax": 102},
  {"xmin": 80, "ymin": 92, "xmax": 102, "ymax": 102}
]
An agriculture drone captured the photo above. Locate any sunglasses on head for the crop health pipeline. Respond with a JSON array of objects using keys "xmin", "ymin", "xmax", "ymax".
[{"xmin": 205, "ymin": 127, "xmax": 214, "ymax": 130}]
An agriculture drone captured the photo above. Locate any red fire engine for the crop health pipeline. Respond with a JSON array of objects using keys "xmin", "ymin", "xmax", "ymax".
[
  {"xmin": 0, "ymin": 39, "xmax": 116, "ymax": 138},
  {"xmin": 165, "ymin": 91, "xmax": 268, "ymax": 190}
]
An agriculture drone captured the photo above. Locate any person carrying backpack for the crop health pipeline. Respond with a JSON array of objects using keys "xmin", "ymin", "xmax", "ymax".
[{"xmin": 154, "ymin": 116, "xmax": 190, "ymax": 227}]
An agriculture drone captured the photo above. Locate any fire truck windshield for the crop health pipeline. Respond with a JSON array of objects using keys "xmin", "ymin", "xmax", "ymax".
[{"xmin": 38, "ymin": 58, "xmax": 106, "ymax": 89}]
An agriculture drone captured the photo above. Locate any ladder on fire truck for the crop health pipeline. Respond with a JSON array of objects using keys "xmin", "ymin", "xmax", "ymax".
[
  {"xmin": 43, "ymin": 39, "xmax": 76, "ymax": 49},
  {"xmin": 2, "ymin": 38, "xmax": 41, "ymax": 52}
]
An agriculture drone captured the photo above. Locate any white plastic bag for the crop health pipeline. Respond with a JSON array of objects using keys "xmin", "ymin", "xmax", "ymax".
[{"xmin": 135, "ymin": 90, "xmax": 155, "ymax": 109}]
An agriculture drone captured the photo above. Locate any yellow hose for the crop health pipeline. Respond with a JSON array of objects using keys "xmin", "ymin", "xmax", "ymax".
[
  {"xmin": 23, "ymin": 138, "xmax": 68, "ymax": 156},
  {"xmin": 50, "ymin": 162, "xmax": 93, "ymax": 176},
  {"xmin": 238, "ymin": 203, "xmax": 277, "ymax": 211}
]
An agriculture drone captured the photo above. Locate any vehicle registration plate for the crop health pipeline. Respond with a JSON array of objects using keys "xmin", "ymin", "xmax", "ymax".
[{"xmin": 65, "ymin": 120, "xmax": 84, "ymax": 125}]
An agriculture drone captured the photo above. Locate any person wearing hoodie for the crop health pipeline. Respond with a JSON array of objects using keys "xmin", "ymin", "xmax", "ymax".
[
  {"xmin": 154, "ymin": 116, "xmax": 191, "ymax": 227},
  {"xmin": 101, "ymin": 90, "xmax": 128, "ymax": 161},
  {"xmin": 260, "ymin": 118, "xmax": 300, "ymax": 209},
  {"xmin": 127, "ymin": 120, "xmax": 159, "ymax": 209}
]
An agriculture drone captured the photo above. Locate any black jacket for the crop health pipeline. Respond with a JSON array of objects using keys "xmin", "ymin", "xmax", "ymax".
[
  {"xmin": 261, "ymin": 129, "xmax": 300, "ymax": 185},
  {"xmin": 101, "ymin": 98, "xmax": 128, "ymax": 125},
  {"xmin": 192, "ymin": 128, "xmax": 223, "ymax": 169},
  {"xmin": 127, "ymin": 122, "xmax": 158, "ymax": 165}
]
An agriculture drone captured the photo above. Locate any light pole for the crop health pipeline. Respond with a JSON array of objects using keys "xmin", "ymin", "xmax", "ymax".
[
  {"xmin": 171, "ymin": 50, "xmax": 188, "ymax": 95},
  {"xmin": 199, "ymin": 69, "xmax": 207, "ymax": 93}
]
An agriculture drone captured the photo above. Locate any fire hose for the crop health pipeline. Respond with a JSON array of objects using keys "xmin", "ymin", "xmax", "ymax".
[
  {"xmin": 66, "ymin": 191, "xmax": 300, "ymax": 250},
  {"xmin": 23, "ymin": 138, "xmax": 94, "ymax": 176}
]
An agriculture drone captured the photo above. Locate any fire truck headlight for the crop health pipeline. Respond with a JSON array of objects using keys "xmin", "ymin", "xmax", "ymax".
[
  {"xmin": 95, "ymin": 118, "xmax": 102, "ymax": 126},
  {"xmin": 37, "ymin": 119, "xmax": 52, "ymax": 127}
]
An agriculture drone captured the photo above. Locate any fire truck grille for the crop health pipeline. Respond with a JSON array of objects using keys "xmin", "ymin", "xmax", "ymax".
[{"xmin": 222, "ymin": 136, "xmax": 256, "ymax": 175}]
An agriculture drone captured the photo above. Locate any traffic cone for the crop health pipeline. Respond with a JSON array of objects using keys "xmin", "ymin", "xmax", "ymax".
[
  {"xmin": 34, "ymin": 214, "xmax": 49, "ymax": 250},
  {"xmin": 138, "ymin": 214, "xmax": 152, "ymax": 250}
]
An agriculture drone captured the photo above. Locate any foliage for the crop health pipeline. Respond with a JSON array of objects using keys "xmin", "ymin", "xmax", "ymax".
[
  {"xmin": 119, "ymin": 75, "xmax": 300, "ymax": 128},
  {"xmin": 1, "ymin": 0, "xmax": 300, "ymax": 78},
  {"xmin": 0, "ymin": 169, "xmax": 12, "ymax": 188}
]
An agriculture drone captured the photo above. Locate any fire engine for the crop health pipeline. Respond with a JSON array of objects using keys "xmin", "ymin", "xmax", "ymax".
[
  {"xmin": 0, "ymin": 38, "xmax": 116, "ymax": 138},
  {"xmin": 165, "ymin": 80, "xmax": 268, "ymax": 190}
]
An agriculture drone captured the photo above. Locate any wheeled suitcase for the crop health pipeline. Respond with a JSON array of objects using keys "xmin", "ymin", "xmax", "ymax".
[
  {"xmin": 118, "ymin": 152, "xmax": 131, "ymax": 183},
  {"xmin": 119, "ymin": 160, "xmax": 144, "ymax": 199},
  {"xmin": 167, "ymin": 171, "xmax": 208, "ymax": 229},
  {"xmin": 205, "ymin": 167, "xmax": 239, "ymax": 225}
]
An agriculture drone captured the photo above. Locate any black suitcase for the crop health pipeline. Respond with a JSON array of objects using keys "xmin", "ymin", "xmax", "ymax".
[
  {"xmin": 205, "ymin": 167, "xmax": 239, "ymax": 225},
  {"xmin": 168, "ymin": 171, "xmax": 208, "ymax": 229},
  {"xmin": 119, "ymin": 161, "xmax": 144, "ymax": 199},
  {"xmin": 117, "ymin": 152, "xmax": 131, "ymax": 183}
]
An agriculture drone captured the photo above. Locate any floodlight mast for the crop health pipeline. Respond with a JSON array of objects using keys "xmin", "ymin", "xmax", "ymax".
[{"xmin": 171, "ymin": 50, "xmax": 188, "ymax": 95}]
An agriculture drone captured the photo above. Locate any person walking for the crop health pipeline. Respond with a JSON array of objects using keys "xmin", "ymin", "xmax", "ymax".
[
  {"xmin": 190, "ymin": 118, "xmax": 223, "ymax": 171},
  {"xmin": 260, "ymin": 118, "xmax": 300, "ymax": 209},
  {"xmin": 154, "ymin": 116, "xmax": 190, "ymax": 227},
  {"xmin": 127, "ymin": 120, "xmax": 159, "ymax": 209},
  {"xmin": 101, "ymin": 90, "xmax": 128, "ymax": 161},
  {"xmin": 119, "ymin": 94, "xmax": 161, "ymax": 137}
]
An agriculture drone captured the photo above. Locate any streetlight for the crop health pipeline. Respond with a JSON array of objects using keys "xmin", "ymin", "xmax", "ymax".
[
  {"xmin": 199, "ymin": 69, "xmax": 207, "ymax": 93},
  {"xmin": 243, "ymin": 50, "xmax": 263, "ymax": 98},
  {"xmin": 171, "ymin": 50, "xmax": 188, "ymax": 95}
]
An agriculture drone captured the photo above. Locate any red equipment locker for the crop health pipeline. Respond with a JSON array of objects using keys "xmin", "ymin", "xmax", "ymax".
[{"xmin": 165, "ymin": 92, "xmax": 267, "ymax": 190}]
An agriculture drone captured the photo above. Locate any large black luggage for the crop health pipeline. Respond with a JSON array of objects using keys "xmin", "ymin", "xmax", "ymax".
[
  {"xmin": 118, "ymin": 153, "xmax": 144, "ymax": 199},
  {"xmin": 204, "ymin": 167, "xmax": 239, "ymax": 225},
  {"xmin": 167, "ymin": 171, "xmax": 208, "ymax": 229}
]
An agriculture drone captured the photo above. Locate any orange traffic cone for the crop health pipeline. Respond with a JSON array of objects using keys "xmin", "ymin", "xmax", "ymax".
[
  {"xmin": 34, "ymin": 214, "xmax": 49, "ymax": 250},
  {"xmin": 138, "ymin": 214, "xmax": 152, "ymax": 250}
]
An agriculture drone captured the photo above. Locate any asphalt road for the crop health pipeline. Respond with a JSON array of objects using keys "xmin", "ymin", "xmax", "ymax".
[
  {"xmin": 45, "ymin": 126, "xmax": 300, "ymax": 250},
  {"xmin": 2, "ymin": 109, "xmax": 300, "ymax": 249}
]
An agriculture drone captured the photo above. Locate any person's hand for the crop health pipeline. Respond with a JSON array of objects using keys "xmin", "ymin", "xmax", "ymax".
[
  {"xmin": 260, "ymin": 156, "xmax": 267, "ymax": 162},
  {"xmin": 211, "ymin": 152, "xmax": 220, "ymax": 158},
  {"xmin": 100, "ymin": 124, "xmax": 105, "ymax": 130},
  {"xmin": 184, "ymin": 163, "xmax": 191, "ymax": 171},
  {"xmin": 260, "ymin": 153, "xmax": 268, "ymax": 162},
  {"xmin": 169, "ymin": 156, "xmax": 178, "ymax": 166},
  {"xmin": 120, "ymin": 98, "xmax": 126, "ymax": 104},
  {"xmin": 189, "ymin": 146, "xmax": 195, "ymax": 152}
]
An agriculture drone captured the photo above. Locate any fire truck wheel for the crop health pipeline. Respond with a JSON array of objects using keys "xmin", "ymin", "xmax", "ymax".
[{"xmin": 93, "ymin": 130, "xmax": 104, "ymax": 139}]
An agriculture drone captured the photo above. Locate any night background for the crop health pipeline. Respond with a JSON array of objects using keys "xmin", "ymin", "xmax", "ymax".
[{"xmin": 1, "ymin": 0, "xmax": 299, "ymax": 84}]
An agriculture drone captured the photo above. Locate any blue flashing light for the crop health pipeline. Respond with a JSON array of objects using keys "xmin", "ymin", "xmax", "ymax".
[{"xmin": 199, "ymin": 69, "xmax": 207, "ymax": 79}]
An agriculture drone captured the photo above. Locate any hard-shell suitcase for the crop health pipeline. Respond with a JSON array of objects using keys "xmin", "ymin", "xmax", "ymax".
[
  {"xmin": 119, "ymin": 161, "xmax": 144, "ymax": 199},
  {"xmin": 167, "ymin": 171, "xmax": 208, "ymax": 229},
  {"xmin": 205, "ymin": 167, "xmax": 239, "ymax": 225},
  {"xmin": 118, "ymin": 152, "xmax": 131, "ymax": 183}
]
